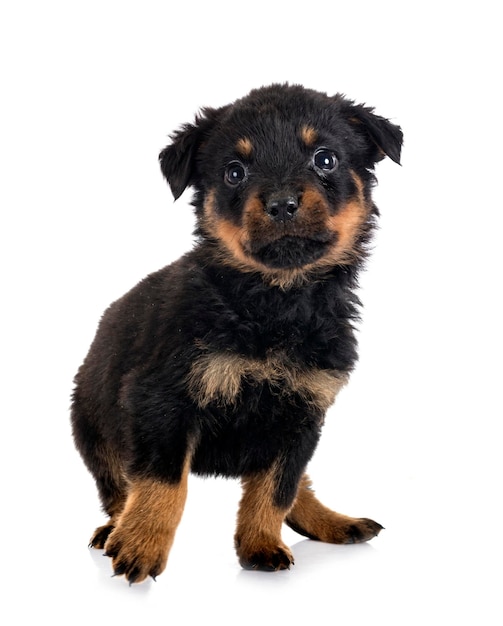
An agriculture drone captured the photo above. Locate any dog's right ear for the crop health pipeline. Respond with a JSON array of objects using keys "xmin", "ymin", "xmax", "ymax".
[{"xmin": 159, "ymin": 106, "xmax": 226, "ymax": 200}]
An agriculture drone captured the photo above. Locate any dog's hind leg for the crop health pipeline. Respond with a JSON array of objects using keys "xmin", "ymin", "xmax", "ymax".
[
  {"xmin": 71, "ymin": 400, "xmax": 130, "ymax": 549},
  {"xmin": 285, "ymin": 474, "xmax": 383, "ymax": 543},
  {"xmin": 87, "ymin": 447, "xmax": 129, "ymax": 549}
]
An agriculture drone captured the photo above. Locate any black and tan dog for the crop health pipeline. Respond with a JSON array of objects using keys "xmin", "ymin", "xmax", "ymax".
[{"xmin": 71, "ymin": 83, "xmax": 402, "ymax": 583}]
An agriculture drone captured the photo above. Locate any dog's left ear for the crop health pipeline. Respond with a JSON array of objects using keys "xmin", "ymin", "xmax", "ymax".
[
  {"xmin": 159, "ymin": 106, "xmax": 227, "ymax": 200},
  {"xmin": 343, "ymin": 102, "xmax": 403, "ymax": 166}
]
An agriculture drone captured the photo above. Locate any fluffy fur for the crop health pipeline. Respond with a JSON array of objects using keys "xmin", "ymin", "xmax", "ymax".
[{"xmin": 71, "ymin": 83, "xmax": 402, "ymax": 583}]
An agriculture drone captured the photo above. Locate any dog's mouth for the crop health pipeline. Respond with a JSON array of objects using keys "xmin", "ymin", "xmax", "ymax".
[{"xmin": 248, "ymin": 234, "xmax": 336, "ymax": 269}]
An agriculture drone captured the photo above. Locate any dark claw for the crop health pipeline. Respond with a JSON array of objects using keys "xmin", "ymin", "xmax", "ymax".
[
  {"xmin": 112, "ymin": 561, "xmax": 127, "ymax": 577},
  {"xmin": 104, "ymin": 549, "xmax": 116, "ymax": 558},
  {"xmin": 126, "ymin": 567, "xmax": 141, "ymax": 584},
  {"xmin": 239, "ymin": 548, "xmax": 293, "ymax": 571},
  {"xmin": 347, "ymin": 519, "xmax": 384, "ymax": 543},
  {"xmin": 89, "ymin": 525, "xmax": 115, "ymax": 549}
]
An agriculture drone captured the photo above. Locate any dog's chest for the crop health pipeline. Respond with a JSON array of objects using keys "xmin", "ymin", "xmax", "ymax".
[
  {"xmin": 186, "ymin": 277, "xmax": 353, "ymax": 413},
  {"xmin": 187, "ymin": 348, "xmax": 348, "ymax": 414}
]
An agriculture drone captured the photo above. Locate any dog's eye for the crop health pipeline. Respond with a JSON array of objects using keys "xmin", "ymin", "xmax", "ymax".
[
  {"xmin": 224, "ymin": 161, "xmax": 248, "ymax": 186},
  {"xmin": 313, "ymin": 149, "xmax": 338, "ymax": 173}
]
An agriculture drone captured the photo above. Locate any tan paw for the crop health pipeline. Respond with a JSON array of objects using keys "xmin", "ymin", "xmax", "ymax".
[
  {"xmin": 236, "ymin": 536, "xmax": 294, "ymax": 571},
  {"xmin": 104, "ymin": 527, "xmax": 169, "ymax": 584}
]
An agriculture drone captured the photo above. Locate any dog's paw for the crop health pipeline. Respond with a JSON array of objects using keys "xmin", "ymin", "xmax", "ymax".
[
  {"xmin": 236, "ymin": 539, "xmax": 294, "ymax": 571},
  {"xmin": 343, "ymin": 517, "xmax": 384, "ymax": 544},
  {"xmin": 286, "ymin": 512, "xmax": 383, "ymax": 544},
  {"xmin": 104, "ymin": 527, "xmax": 168, "ymax": 584},
  {"xmin": 89, "ymin": 523, "xmax": 115, "ymax": 549}
]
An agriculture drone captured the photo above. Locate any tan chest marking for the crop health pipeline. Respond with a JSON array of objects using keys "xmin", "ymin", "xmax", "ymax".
[{"xmin": 187, "ymin": 350, "xmax": 348, "ymax": 412}]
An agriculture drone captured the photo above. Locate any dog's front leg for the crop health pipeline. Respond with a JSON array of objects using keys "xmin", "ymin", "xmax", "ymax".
[
  {"xmin": 104, "ymin": 455, "xmax": 190, "ymax": 584},
  {"xmin": 234, "ymin": 463, "xmax": 294, "ymax": 571}
]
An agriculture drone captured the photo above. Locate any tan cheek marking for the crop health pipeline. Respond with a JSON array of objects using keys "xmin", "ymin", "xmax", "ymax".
[
  {"xmin": 327, "ymin": 200, "xmax": 368, "ymax": 250},
  {"xmin": 243, "ymin": 192, "xmax": 264, "ymax": 219},
  {"xmin": 214, "ymin": 220, "xmax": 249, "ymax": 262},
  {"xmin": 299, "ymin": 187, "xmax": 331, "ymax": 221},
  {"xmin": 202, "ymin": 189, "xmax": 251, "ymax": 266},
  {"xmin": 241, "ymin": 192, "xmax": 275, "ymax": 244},
  {"xmin": 323, "ymin": 171, "xmax": 370, "ymax": 263},
  {"xmin": 301, "ymin": 187, "xmax": 325, "ymax": 204}
]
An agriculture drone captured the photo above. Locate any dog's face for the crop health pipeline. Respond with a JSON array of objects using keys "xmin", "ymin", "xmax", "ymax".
[{"xmin": 160, "ymin": 84, "xmax": 402, "ymax": 280}]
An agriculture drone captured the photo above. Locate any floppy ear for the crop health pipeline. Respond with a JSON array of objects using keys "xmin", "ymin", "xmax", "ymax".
[
  {"xmin": 159, "ymin": 106, "xmax": 226, "ymax": 200},
  {"xmin": 344, "ymin": 101, "xmax": 403, "ymax": 165}
]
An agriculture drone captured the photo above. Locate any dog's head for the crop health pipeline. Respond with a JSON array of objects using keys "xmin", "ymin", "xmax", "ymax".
[{"xmin": 160, "ymin": 84, "xmax": 402, "ymax": 284}]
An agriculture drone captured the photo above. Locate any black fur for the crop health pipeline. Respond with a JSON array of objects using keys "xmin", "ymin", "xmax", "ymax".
[{"xmin": 71, "ymin": 83, "xmax": 402, "ymax": 580}]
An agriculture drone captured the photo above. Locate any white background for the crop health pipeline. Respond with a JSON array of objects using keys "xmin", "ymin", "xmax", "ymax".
[{"xmin": 1, "ymin": 1, "xmax": 502, "ymax": 624}]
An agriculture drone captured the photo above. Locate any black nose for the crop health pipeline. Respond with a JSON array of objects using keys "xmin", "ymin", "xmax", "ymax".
[{"xmin": 265, "ymin": 195, "xmax": 299, "ymax": 222}]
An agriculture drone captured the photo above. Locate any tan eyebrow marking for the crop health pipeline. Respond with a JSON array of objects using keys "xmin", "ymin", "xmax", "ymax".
[
  {"xmin": 236, "ymin": 137, "xmax": 254, "ymax": 157},
  {"xmin": 300, "ymin": 125, "xmax": 318, "ymax": 146}
]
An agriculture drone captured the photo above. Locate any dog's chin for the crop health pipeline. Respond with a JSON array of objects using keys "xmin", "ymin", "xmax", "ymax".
[{"xmin": 250, "ymin": 236, "xmax": 334, "ymax": 270}]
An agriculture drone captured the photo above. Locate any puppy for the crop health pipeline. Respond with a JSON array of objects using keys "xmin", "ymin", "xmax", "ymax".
[{"xmin": 71, "ymin": 83, "xmax": 402, "ymax": 583}]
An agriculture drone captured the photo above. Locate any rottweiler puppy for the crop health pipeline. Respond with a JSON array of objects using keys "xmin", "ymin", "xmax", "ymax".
[{"xmin": 71, "ymin": 83, "xmax": 402, "ymax": 583}]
